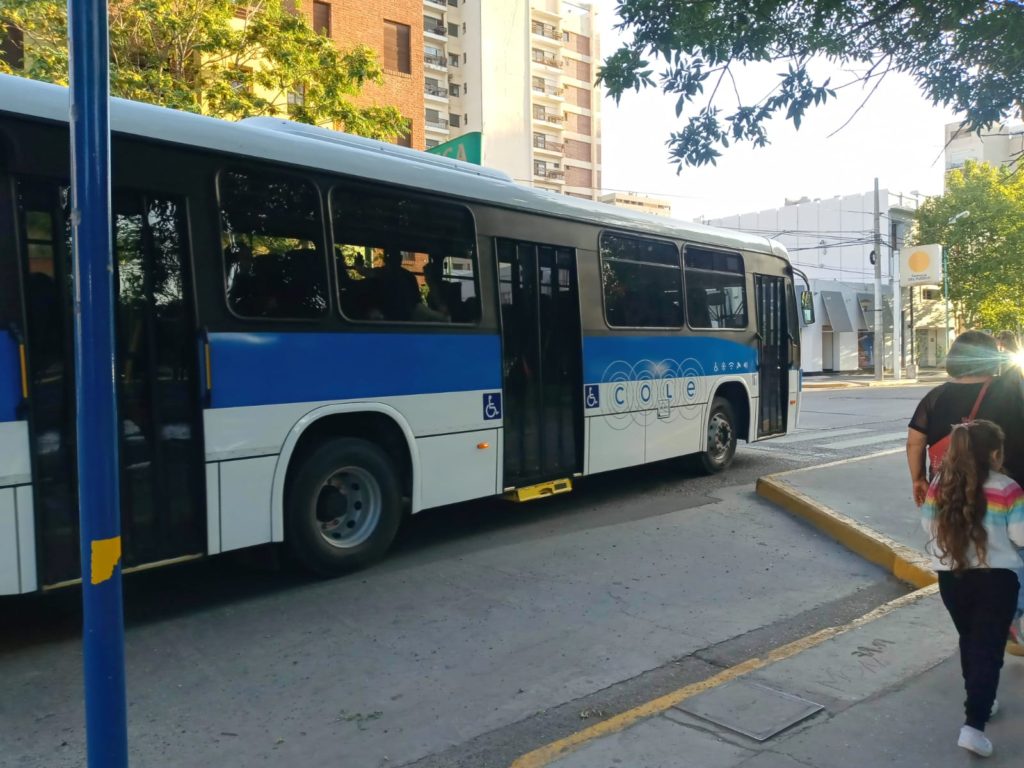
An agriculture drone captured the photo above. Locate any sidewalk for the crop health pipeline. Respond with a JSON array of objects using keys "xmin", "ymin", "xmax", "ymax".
[
  {"xmin": 802, "ymin": 370, "xmax": 947, "ymax": 389},
  {"xmin": 511, "ymin": 452, "xmax": 1024, "ymax": 768}
]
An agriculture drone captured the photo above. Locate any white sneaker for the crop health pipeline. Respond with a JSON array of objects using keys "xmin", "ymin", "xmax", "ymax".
[
  {"xmin": 959, "ymin": 725, "xmax": 993, "ymax": 757},
  {"xmin": 990, "ymin": 699, "xmax": 999, "ymax": 718}
]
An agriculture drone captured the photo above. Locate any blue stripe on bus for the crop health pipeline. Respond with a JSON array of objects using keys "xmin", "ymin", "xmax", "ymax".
[
  {"xmin": 583, "ymin": 335, "xmax": 758, "ymax": 383},
  {"xmin": 209, "ymin": 331, "xmax": 502, "ymax": 409},
  {"xmin": 0, "ymin": 332, "xmax": 21, "ymax": 423}
]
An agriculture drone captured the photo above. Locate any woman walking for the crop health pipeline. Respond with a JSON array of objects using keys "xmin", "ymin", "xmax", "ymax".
[
  {"xmin": 907, "ymin": 331, "xmax": 1024, "ymax": 655},
  {"xmin": 921, "ymin": 420, "xmax": 1024, "ymax": 757}
]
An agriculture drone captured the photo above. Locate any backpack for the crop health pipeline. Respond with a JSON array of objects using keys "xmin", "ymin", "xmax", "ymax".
[{"xmin": 928, "ymin": 380, "xmax": 991, "ymax": 474}]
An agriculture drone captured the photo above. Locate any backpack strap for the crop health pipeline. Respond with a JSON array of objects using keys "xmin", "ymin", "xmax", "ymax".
[{"xmin": 966, "ymin": 378, "xmax": 993, "ymax": 422}]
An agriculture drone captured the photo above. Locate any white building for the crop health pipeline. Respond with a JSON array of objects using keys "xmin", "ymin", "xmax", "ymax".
[
  {"xmin": 944, "ymin": 121, "xmax": 1024, "ymax": 175},
  {"xmin": 421, "ymin": 0, "xmax": 602, "ymax": 199},
  {"xmin": 598, "ymin": 191, "xmax": 672, "ymax": 217},
  {"xmin": 707, "ymin": 191, "xmax": 938, "ymax": 373}
]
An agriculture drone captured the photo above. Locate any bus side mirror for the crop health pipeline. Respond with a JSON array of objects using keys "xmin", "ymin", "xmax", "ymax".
[{"xmin": 800, "ymin": 290, "xmax": 815, "ymax": 325}]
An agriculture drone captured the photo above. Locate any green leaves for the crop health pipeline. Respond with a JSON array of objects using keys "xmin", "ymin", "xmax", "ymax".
[
  {"xmin": 914, "ymin": 161, "xmax": 1024, "ymax": 330},
  {"xmin": 601, "ymin": 1, "xmax": 1023, "ymax": 168},
  {"xmin": 0, "ymin": 0, "xmax": 404, "ymax": 140}
]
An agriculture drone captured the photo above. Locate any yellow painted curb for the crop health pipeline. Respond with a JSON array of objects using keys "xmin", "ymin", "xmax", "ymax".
[
  {"xmin": 509, "ymin": 586, "xmax": 938, "ymax": 768},
  {"xmin": 755, "ymin": 472, "xmax": 937, "ymax": 590}
]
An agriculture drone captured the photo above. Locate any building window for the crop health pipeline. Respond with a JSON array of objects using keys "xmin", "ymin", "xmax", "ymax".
[
  {"xmin": 1, "ymin": 21, "xmax": 25, "ymax": 70},
  {"xmin": 447, "ymin": 22, "xmax": 459, "ymax": 37},
  {"xmin": 394, "ymin": 120, "xmax": 412, "ymax": 148},
  {"xmin": 450, "ymin": 113, "xmax": 461, "ymax": 128},
  {"xmin": 448, "ymin": 53, "xmax": 460, "ymax": 68},
  {"xmin": 463, "ymin": 52, "xmax": 467, "ymax": 64},
  {"xmin": 600, "ymin": 232, "xmax": 683, "ymax": 328},
  {"xmin": 449, "ymin": 83, "xmax": 460, "ymax": 97},
  {"xmin": 683, "ymin": 247, "xmax": 747, "ymax": 329},
  {"xmin": 423, "ymin": 15, "xmax": 444, "ymax": 35},
  {"xmin": 219, "ymin": 169, "xmax": 329, "ymax": 320},
  {"xmin": 426, "ymin": 139, "xmax": 440, "ymax": 149},
  {"xmin": 331, "ymin": 185, "xmax": 481, "ymax": 324},
  {"xmin": 921, "ymin": 288, "xmax": 942, "ymax": 301},
  {"xmin": 287, "ymin": 84, "xmax": 306, "ymax": 109},
  {"xmin": 312, "ymin": 1, "xmax": 331, "ymax": 36},
  {"xmin": 384, "ymin": 20, "xmax": 412, "ymax": 74}
]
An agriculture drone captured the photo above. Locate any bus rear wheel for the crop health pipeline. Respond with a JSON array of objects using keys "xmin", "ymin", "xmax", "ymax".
[
  {"xmin": 286, "ymin": 438, "xmax": 402, "ymax": 576},
  {"xmin": 699, "ymin": 397, "xmax": 737, "ymax": 474}
]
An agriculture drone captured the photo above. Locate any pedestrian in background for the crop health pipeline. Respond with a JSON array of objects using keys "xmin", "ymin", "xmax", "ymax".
[
  {"xmin": 907, "ymin": 331, "xmax": 1024, "ymax": 500},
  {"xmin": 996, "ymin": 330, "xmax": 1021, "ymax": 380},
  {"xmin": 921, "ymin": 420, "xmax": 1024, "ymax": 757}
]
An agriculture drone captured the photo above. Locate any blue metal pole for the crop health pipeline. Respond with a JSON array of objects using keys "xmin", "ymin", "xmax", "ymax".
[{"xmin": 67, "ymin": 1, "xmax": 129, "ymax": 765}]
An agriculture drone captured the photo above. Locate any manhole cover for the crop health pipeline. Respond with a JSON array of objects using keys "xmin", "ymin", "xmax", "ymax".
[{"xmin": 673, "ymin": 679, "xmax": 823, "ymax": 741}]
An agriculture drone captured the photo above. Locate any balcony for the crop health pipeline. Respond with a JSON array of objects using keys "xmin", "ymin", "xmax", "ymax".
[
  {"xmin": 425, "ymin": 23, "xmax": 447, "ymax": 37},
  {"xmin": 425, "ymin": 84, "xmax": 449, "ymax": 98},
  {"xmin": 534, "ymin": 111, "xmax": 565, "ymax": 125},
  {"xmin": 424, "ymin": 0, "xmax": 445, "ymax": 6},
  {"xmin": 426, "ymin": 117, "xmax": 450, "ymax": 130},
  {"xmin": 532, "ymin": 81, "xmax": 564, "ymax": 99},
  {"xmin": 531, "ymin": 52, "xmax": 560, "ymax": 69},
  {"xmin": 534, "ymin": 167, "xmax": 565, "ymax": 180},
  {"xmin": 533, "ymin": 136, "xmax": 564, "ymax": 153},
  {"xmin": 424, "ymin": 54, "xmax": 448, "ymax": 69},
  {"xmin": 531, "ymin": 21, "xmax": 561, "ymax": 40}
]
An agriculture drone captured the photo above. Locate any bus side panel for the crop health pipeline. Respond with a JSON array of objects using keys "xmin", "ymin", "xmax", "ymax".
[
  {"xmin": 582, "ymin": 335, "xmax": 757, "ymax": 474},
  {"xmin": 789, "ymin": 368, "xmax": 801, "ymax": 433},
  {"xmin": 0, "ymin": 423, "xmax": 36, "ymax": 595},
  {"xmin": 201, "ymin": 331, "xmax": 502, "ymax": 549}
]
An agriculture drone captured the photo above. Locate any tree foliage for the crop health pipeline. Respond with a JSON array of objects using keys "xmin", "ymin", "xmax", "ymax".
[
  {"xmin": 599, "ymin": 1, "xmax": 1024, "ymax": 168},
  {"xmin": 914, "ymin": 161, "xmax": 1024, "ymax": 331},
  {"xmin": 0, "ymin": 0, "xmax": 407, "ymax": 140}
]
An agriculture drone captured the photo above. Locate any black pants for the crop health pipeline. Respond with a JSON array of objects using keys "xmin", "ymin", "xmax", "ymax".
[{"xmin": 938, "ymin": 569, "xmax": 1020, "ymax": 730}]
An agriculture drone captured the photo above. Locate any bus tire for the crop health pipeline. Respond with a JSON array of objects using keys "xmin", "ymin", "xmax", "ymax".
[
  {"xmin": 285, "ymin": 437, "xmax": 402, "ymax": 576},
  {"xmin": 699, "ymin": 397, "xmax": 737, "ymax": 474}
]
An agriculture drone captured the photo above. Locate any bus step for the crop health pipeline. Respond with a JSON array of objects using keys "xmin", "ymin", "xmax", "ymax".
[{"xmin": 505, "ymin": 478, "xmax": 573, "ymax": 503}]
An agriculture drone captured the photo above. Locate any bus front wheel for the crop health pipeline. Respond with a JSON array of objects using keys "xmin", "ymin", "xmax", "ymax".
[
  {"xmin": 699, "ymin": 397, "xmax": 737, "ymax": 474},
  {"xmin": 286, "ymin": 438, "xmax": 402, "ymax": 576}
]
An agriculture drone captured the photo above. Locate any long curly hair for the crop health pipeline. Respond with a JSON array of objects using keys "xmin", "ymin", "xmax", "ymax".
[{"xmin": 933, "ymin": 420, "xmax": 1004, "ymax": 572}]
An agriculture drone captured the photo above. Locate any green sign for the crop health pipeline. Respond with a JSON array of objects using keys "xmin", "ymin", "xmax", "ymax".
[{"xmin": 425, "ymin": 132, "xmax": 482, "ymax": 165}]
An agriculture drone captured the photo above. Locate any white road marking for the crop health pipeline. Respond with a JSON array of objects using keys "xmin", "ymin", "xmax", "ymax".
[
  {"xmin": 769, "ymin": 427, "xmax": 870, "ymax": 444},
  {"xmin": 820, "ymin": 431, "xmax": 908, "ymax": 450}
]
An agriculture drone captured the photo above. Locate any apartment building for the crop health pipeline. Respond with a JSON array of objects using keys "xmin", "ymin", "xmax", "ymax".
[
  {"xmin": 944, "ymin": 121, "xmax": 1024, "ymax": 176},
  {"xmin": 599, "ymin": 191, "xmax": 672, "ymax": 217},
  {"xmin": 421, "ymin": 0, "xmax": 602, "ymax": 199}
]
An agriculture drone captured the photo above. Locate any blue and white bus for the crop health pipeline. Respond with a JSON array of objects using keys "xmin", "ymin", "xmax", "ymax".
[{"xmin": 0, "ymin": 74, "xmax": 808, "ymax": 593}]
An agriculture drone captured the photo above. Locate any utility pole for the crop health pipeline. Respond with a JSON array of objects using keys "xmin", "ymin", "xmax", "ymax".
[
  {"xmin": 68, "ymin": 0, "xmax": 129, "ymax": 764},
  {"xmin": 891, "ymin": 217, "xmax": 902, "ymax": 380},
  {"xmin": 873, "ymin": 178, "xmax": 883, "ymax": 380}
]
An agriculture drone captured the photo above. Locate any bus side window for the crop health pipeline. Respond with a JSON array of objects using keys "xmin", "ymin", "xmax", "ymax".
[
  {"xmin": 330, "ymin": 184, "xmax": 480, "ymax": 324},
  {"xmin": 684, "ymin": 247, "xmax": 747, "ymax": 329},
  {"xmin": 599, "ymin": 232, "xmax": 683, "ymax": 328},
  {"xmin": 218, "ymin": 169, "xmax": 328, "ymax": 320}
]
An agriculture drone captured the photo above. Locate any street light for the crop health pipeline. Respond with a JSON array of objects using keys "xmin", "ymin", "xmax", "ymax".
[{"xmin": 944, "ymin": 210, "xmax": 971, "ymax": 355}]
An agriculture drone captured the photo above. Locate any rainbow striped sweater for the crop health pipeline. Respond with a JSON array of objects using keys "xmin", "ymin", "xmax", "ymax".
[{"xmin": 921, "ymin": 471, "xmax": 1024, "ymax": 571}]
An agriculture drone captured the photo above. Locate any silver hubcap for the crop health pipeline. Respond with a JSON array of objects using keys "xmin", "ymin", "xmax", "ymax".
[
  {"xmin": 707, "ymin": 412, "xmax": 733, "ymax": 464},
  {"xmin": 315, "ymin": 466, "xmax": 381, "ymax": 549}
]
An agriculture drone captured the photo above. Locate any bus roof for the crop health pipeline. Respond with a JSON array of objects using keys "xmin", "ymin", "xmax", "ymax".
[{"xmin": 0, "ymin": 74, "xmax": 788, "ymax": 261}]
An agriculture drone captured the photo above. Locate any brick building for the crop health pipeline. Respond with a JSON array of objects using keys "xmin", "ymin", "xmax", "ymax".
[{"xmin": 299, "ymin": 0, "xmax": 425, "ymax": 149}]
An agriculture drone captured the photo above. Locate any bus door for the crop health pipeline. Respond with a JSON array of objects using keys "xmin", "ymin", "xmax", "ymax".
[
  {"xmin": 754, "ymin": 273, "xmax": 789, "ymax": 436},
  {"xmin": 496, "ymin": 239, "xmax": 583, "ymax": 488},
  {"xmin": 16, "ymin": 179, "xmax": 205, "ymax": 586}
]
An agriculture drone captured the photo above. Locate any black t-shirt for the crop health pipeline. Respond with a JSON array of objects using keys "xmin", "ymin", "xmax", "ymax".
[{"xmin": 909, "ymin": 376, "xmax": 1024, "ymax": 484}]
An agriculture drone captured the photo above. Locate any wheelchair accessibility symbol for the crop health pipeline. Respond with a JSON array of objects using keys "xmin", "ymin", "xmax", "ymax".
[
  {"xmin": 584, "ymin": 384, "xmax": 600, "ymax": 409},
  {"xmin": 483, "ymin": 393, "xmax": 502, "ymax": 420}
]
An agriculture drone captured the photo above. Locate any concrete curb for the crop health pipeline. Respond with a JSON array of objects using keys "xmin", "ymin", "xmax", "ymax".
[
  {"xmin": 756, "ymin": 470, "xmax": 936, "ymax": 590},
  {"xmin": 802, "ymin": 379, "xmax": 936, "ymax": 390}
]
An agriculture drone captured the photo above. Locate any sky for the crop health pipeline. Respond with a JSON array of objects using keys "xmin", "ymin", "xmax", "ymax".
[{"xmin": 594, "ymin": 1, "xmax": 962, "ymax": 221}]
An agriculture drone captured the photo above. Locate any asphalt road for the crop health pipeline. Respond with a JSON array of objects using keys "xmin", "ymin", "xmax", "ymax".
[{"xmin": 0, "ymin": 385, "xmax": 934, "ymax": 768}]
